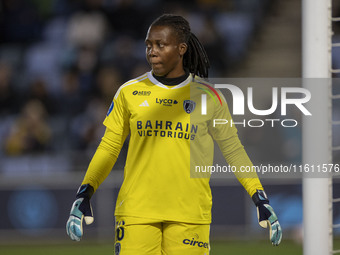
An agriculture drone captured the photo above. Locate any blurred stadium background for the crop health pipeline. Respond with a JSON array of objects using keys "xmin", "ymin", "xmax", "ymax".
[{"xmin": 1, "ymin": 0, "xmax": 340, "ymax": 254}]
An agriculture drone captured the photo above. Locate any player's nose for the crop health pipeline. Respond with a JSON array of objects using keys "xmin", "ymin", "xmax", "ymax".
[{"xmin": 147, "ymin": 46, "xmax": 158, "ymax": 58}]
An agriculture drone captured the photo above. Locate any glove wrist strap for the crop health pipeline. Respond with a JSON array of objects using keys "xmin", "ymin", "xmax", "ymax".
[
  {"xmin": 76, "ymin": 184, "xmax": 94, "ymax": 199},
  {"xmin": 252, "ymin": 189, "xmax": 269, "ymax": 206}
]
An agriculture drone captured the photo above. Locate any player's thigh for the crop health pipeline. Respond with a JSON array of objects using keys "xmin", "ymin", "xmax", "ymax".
[
  {"xmin": 114, "ymin": 217, "xmax": 162, "ymax": 255},
  {"xmin": 162, "ymin": 222, "xmax": 210, "ymax": 255}
]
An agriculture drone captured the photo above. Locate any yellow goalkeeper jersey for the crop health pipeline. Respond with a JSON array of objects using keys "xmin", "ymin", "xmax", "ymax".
[{"xmin": 84, "ymin": 71, "xmax": 263, "ymax": 224}]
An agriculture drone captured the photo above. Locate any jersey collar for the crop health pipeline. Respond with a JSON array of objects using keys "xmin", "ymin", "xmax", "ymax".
[{"xmin": 147, "ymin": 71, "xmax": 192, "ymax": 89}]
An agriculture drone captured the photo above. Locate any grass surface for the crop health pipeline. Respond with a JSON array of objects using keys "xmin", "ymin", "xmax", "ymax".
[
  {"xmin": 211, "ymin": 240, "xmax": 302, "ymax": 255},
  {"xmin": 0, "ymin": 240, "xmax": 302, "ymax": 255}
]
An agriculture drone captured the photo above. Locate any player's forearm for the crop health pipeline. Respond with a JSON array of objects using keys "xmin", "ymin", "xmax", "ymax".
[
  {"xmin": 216, "ymin": 135, "xmax": 263, "ymax": 196},
  {"xmin": 81, "ymin": 147, "xmax": 116, "ymax": 191},
  {"xmin": 81, "ymin": 128, "xmax": 127, "ymax": 191},
  {"xmin": 228, "ymin": 149, "xmax": 263, "ymax": 197},
  {"xmin": 237, "ymin": 176, "xmax": 263, "ymax": 197}
]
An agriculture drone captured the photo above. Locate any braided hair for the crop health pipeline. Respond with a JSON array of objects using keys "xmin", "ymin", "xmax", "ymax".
[{"xmin": 150, "ymin": 14, "xmax": 210, "ymax": 78}]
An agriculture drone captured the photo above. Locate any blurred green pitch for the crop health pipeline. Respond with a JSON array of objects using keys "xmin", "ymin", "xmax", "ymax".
[{"xmin": 0, "ymin": 240, "xmax": 302, "ymax": 255}]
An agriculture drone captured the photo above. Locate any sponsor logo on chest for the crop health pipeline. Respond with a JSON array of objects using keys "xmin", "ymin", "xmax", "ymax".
[
  {"xmin": 132, "ymin": 90, "xmax": 151, "ymax": 96},
  {"xmin": 156, "ymin": 98, "xmax": 178, "ymax": 106}
]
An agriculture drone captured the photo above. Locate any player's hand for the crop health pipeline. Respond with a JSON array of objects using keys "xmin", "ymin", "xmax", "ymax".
[
  {"xmin": 66, "ymin": 184, "xmax": 94, "ymax": 241},
  {"xmin": 252, "ymin": 190, "xmax": 282, "ymax": 246}
]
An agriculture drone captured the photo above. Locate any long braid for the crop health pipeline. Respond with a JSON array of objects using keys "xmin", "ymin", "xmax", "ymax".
[
  {"xmin": 151, "ymin": 14, "xmax": 210, "ymax": 78},
  {"xmin": 186, "ymin": 32, "xmax": 210, "ymax": 78}
]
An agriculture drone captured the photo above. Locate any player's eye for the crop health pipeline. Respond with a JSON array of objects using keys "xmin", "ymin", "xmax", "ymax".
[{"xmin": 145, "ymin": 44, "xmax": 152, "ymax": 52}]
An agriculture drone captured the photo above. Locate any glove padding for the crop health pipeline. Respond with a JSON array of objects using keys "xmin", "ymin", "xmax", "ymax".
[
  {"xmin": 253, "ymin": 190, "xmax": 282, "ymax": 246},
  {"xmin": 66, "ymin": 184, "xmax": 94, "ymax": 241}
]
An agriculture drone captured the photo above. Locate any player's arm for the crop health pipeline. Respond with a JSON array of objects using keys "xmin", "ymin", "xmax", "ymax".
[
  {"xmin": 209, "ymin": 90, "xmax": 263, "ymax": 195},
  {"xmin": 215, "ymin": 129, "xmax": 282, "ymax": 245},
  {"xmin": 66, "ymin": 127, "xmax": 128, "ymax": 241},
  {"xmin": 66, "ymin": 88, "xmax": 130, "ymax": 241},
  {"xmin": 210, "ymin": 90, "xmax": 282, "ymax": 245}
]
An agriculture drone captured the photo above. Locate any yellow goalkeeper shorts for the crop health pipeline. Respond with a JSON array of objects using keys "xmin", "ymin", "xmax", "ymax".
[{"xmin": 114, "ymin": 216, "xmax": 210, "ymax": 255}]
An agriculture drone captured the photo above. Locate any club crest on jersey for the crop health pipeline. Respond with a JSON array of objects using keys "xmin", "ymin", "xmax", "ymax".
[{"xmin": 183, "ymin": 100, "xmax": 196, "ymax": 114}]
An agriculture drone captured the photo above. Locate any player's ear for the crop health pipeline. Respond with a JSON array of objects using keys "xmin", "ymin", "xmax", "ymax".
[{"xmin": 179, "ymin": 43, "xmax": 187, "ymax": 57}]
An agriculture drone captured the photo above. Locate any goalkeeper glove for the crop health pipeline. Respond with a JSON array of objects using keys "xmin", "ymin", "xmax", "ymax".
[
  {"xmin": 66, "ymin": 184, "xmax": 94, "ymax": 241},
  {"xmin": 252, "ymin": 190, "xmax": 282, "ymax": 246}
]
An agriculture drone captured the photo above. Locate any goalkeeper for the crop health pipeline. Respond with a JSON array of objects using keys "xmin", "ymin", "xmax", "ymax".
[{"xmin": 66, "ymin": 14, "xmax": 282, "ymax": 254}]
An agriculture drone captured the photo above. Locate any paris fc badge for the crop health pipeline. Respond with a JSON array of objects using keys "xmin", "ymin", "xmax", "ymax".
[{"xmin": 183, "ymin": 100, "xmax": 196, "ymax": 114}]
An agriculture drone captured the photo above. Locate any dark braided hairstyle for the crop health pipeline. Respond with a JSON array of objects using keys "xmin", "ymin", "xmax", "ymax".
[{"xmin": 150, "ymin": 14, "xmax": 210, "ymax": 78}]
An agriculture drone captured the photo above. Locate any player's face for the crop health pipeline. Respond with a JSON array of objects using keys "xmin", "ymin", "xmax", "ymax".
[{"xmin": 145, "ymin": 25, "xmax": 187, "ymax": 78}]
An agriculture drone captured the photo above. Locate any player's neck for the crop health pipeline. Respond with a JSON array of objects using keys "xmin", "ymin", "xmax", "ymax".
[{"xmin": 152, "ymin": 69, "xmax": 189, "ymax": 86}]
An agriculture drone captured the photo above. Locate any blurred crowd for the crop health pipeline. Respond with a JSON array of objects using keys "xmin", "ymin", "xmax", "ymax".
[{"xmin": 0, "ymin": 0, "xmax": 275, "ymax": 172}]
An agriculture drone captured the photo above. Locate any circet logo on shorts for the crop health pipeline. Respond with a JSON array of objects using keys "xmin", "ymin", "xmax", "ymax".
[{"xmin": 183, "ymin": 238, "xmax": 209, "ymax": 249}]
